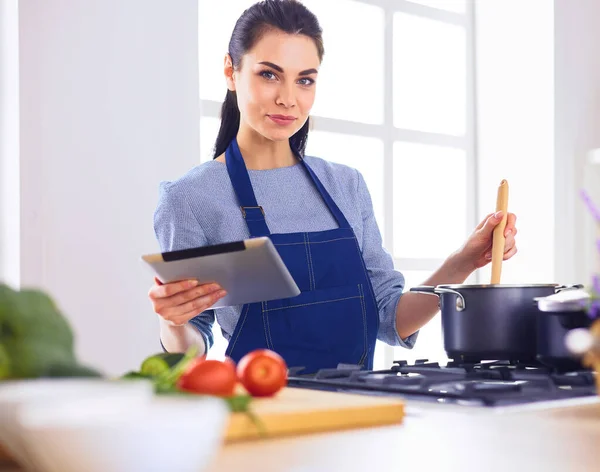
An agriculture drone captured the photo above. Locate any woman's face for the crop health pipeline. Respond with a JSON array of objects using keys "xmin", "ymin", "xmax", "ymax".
[{"xmin": 225, "ymin": 29, "xmax": 320, "ymax": 142}]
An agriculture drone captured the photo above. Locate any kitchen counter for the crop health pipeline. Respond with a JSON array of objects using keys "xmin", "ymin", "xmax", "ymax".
[
  {"xmin": 1, "ymin": 398, "xmax": 599, "ymax": 472},
  {"xmin": 205, "ymin": 399, "xmax": 600, "ymax": 472}
]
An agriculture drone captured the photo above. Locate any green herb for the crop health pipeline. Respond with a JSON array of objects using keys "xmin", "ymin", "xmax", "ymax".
[
  {"xmin": 225, "ymin": 394, "xmax": 266, "ymax": 437},
  {"xmin": 0, "ymin": 284, "xmax": 103, "ymax": 380},
  {"xmin": 224, "ymin": 393, "xmax": 252, "ymax": 412}
]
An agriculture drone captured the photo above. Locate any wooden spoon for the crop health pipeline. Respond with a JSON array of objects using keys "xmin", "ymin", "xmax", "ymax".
[{"xmin": 491, "ymin": 179, "xmax": 509, "ymax": 284}]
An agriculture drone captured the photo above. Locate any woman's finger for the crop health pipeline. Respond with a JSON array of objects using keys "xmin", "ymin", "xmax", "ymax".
[
  {"xmin": 155, "ymin": 283, "xmax": 222, "ymax": 312},
  {"xmin": 504, "ymin": 213, "xmax": 517, "ymax": 236},
  {"xmin": 160, "ymin": 289, "xmax": 227, "ymax": 320},
  {"xmin": 503, "ymin": 233, "xmax": 516, "ymax": 252},
  {"xmin": 475, "ymin": 212, "xmax": 495, "ymax": 231},
  {"xmin": 503, "ymin": 245, "xmax": 518, "ymax": 260},
  {"xmin": 149, "ymin": 279, "xmax": 198, "ymax": 300},
  {"xmin": 166, "ymin": 292, "xmax": 227, "ymax": 326}
]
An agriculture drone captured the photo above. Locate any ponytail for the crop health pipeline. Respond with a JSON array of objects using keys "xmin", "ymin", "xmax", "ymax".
[{"xmin": 213, "ymin": 90, "xmax": 240, "ymax": 159}]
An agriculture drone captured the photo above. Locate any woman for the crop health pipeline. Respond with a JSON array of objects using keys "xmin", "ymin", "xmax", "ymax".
[{"xmin": 149, "ymin": 0, "xmax": 518, "ymax": 372}]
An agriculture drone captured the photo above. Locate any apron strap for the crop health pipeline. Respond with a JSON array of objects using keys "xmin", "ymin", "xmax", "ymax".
[
  {"xmin": 294, "ymin": 144, "xmax": 352, "ymax": 230},
  {"xmin": 225, "ymin": 138, "xmax": 271, "ymax": 237},
  {"xmin": 224, "ymin": 137, "xmax": 353, "ymax": 237}
]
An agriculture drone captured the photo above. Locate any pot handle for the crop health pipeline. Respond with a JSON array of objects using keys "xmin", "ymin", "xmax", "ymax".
[
  {"xmin": 555, "ymin": 284, "xmax": 585, "ymax": 293},
  {"xmin": 435, "ymin": 287, "xmax": 466, "ymax": 311},
  {"xmin": 409, "ymin": 286, "xmax": 438, "ymax": 296},
  {"xmin": 409, "ymin": 285, "xmax": 466, "ymax": 311}
]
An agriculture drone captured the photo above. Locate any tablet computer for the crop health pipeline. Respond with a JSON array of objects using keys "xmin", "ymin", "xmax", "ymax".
[{"xmin": 141, "ymin": 236, "xmax": 300, "ymax": 308}]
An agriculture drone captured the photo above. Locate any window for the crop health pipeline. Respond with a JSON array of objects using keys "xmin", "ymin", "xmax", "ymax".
[{"xmin": 198, "ymin": 0, "xmax": 475, "ymax": 367}]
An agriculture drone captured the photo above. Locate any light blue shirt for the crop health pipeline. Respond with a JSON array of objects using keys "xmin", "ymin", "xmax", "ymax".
[{"xmin": 153, "ymin": 155, "xmax": 418, "ymax": 352}]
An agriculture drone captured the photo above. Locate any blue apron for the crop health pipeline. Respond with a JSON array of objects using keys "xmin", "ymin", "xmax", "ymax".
[{"xmin": 224, "ymin": 138, "xmax": 380, "ymax": 373}]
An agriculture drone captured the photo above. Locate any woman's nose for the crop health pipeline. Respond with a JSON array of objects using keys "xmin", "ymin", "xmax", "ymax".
[{"xmin": 276, "ymin": 83, "xmax": 296, "ymax": 108}]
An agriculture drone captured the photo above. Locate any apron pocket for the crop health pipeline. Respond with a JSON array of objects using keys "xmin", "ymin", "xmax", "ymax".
[{"xmin": 263, "ymin": 284, "xmax": 367, "ymax": 358}]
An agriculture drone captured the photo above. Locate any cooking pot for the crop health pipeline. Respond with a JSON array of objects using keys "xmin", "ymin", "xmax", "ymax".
[
  {"xmin": 534, "ymin": 289, "xmax": 596, "ymax": 370},
  {"xmin": 409, "ymin": 283, "xmax": 583, "ymax": 362}
]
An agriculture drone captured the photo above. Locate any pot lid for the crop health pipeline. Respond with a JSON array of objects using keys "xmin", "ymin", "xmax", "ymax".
[{"xmin": 535, "ymin": 289, "xmax": 591, "ymax": 313}]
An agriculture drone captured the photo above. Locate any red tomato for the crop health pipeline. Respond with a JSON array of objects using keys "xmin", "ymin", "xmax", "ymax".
[
  {"xmin": 177, "ymin": 358, "xmax": 237, "ymax": 397},
  {"xmin": 237, "ymin": 349, "xmax": 288, "ymax": 397}
]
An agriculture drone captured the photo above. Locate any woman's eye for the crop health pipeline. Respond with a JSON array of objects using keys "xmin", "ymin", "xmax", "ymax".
[
  {"xmin": 298, "ymin": 78, "xmax": 315, "ymax": 86},
  {"xmin": 260, "ymin": 70, "xmax": 277, "ymax": 80}
]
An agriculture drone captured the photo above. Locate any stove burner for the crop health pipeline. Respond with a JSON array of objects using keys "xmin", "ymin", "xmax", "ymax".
[{"xmin": 286, "ymin": 358, "xmax": 597, "ymax": 407}]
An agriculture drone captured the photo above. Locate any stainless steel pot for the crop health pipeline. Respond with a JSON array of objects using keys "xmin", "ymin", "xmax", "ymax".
[{"xmin": 409, "ymin": 283, "xmax": 583, "ymax": 362}]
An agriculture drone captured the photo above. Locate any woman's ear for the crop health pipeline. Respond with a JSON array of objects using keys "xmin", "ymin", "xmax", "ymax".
[{"xmin": 224, "ymin": 54, "xmax": 236, "ymax": 92}]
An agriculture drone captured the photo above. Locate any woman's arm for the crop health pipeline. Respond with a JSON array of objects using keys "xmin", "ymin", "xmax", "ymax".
[
  {"xmin": 394, "ymin": 212, "xmax": 518, "ymax": 339},
  {"xmin": 152, "ymin": 181, "xmax": 218, "ymax": 354},
  {"xmin": 394, "ymin": 253, "xmax": 471, "ymax": 339},
  {"xmin": 159, "ymin": 317, "xmax": 207, "ymax": 354}
]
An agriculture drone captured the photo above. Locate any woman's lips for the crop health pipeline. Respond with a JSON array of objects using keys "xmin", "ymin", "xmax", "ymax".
[{"xmin": 268, "ymin": 115, "xmax": 296, "ymax": 126}]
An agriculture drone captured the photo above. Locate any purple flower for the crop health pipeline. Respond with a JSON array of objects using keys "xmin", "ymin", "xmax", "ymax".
[
  {"xmin": 594, "ymin": 274, "xmax": 600, "ymax": 294},
  {"xmin": 580, "ymin": 189, "xmax": 600, "ymax": 222},
  {"xmin": 589, "ymin": 299, "xmax": 600, "ymax": 319}
]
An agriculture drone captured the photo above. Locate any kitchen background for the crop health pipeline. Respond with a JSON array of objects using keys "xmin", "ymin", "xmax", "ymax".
[{"xmin": 0, "ymin": 0, "xmax": 598, "ymax": 377}]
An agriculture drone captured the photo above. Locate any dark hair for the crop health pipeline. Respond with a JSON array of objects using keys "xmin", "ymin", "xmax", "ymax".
[{"xmin": 213, "ymin": 0, "xmax": 324, "ymax": 159}]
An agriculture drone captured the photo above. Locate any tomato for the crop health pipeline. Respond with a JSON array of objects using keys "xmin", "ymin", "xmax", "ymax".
[
  {"xmin": 237, "ymin": 349, "xmax": 288, "ymax": 397},
  {"xmin": 176, "ymin": 357, "xmax": 237, "ymax": 397}
]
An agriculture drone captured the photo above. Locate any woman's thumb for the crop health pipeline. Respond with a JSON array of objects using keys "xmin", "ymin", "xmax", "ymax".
[{"xmin": 479, "ymin": 211, "xmax": 504, "ymax": 236}]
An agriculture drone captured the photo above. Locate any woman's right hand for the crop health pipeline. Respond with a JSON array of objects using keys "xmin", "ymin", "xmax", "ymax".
[{"xmin": 148, "ymin": 278, "xmax": 227, "ymax": 326}]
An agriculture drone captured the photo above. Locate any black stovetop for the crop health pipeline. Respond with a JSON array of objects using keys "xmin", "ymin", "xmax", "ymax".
[{"xmin": 287, "ymin": 359, "xmax": 598, "ymax": 407}]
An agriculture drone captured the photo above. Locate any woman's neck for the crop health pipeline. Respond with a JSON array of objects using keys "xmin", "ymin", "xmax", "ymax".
[{"xmin": 236, "ymin": 124, "xmax": 298, "ymax": 170}]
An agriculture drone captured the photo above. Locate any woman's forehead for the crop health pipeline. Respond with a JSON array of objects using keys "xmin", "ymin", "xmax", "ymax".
[{"xmin": 244, "ymin": 30, "xmax": 320, "ymax": 71}]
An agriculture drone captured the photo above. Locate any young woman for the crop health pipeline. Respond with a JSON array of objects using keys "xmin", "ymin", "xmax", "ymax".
[{"xmin": 148, "ymin": 0, "xmax": 518, "ymax": 372}]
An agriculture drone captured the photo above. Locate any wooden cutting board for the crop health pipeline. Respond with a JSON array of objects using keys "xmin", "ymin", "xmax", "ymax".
[{"xmin": 225, "ymin": 387, "xmax": 405, "ymax": 442}]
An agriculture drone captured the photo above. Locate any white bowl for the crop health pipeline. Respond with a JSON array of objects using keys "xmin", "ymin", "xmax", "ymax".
[
  {"xmin": 0, "ymin": 378, "xmax": 154, "ymax": 471},
  {"xmin": 18, "ymin": 394, "xmax": 229, "ymax": 472}
]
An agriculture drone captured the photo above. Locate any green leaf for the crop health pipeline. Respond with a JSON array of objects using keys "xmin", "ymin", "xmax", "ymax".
[
  {"xmin": 224, "ymin": 394, "xmax": 252, "ymax": 412},
  {"xmin": 153, "ymin": 345, "xmax": 199, "ymax": 391},
  {"xmin": 120, "ymin": 371, "xmax": 152, "ymax": 380},
  {"xmin": 0, "ymin": 284, "xmax": 77, "ymax": 379},
  {"xmin": 224, "ymin": 395, "xmax": 267, "ymax": 437},
  {"xmin": 2, "ymin": 339, "xmax": 76, "ymax": 379},
  {"xmin": 40, "ymin": 362, "xmax": 104, "ymax": 378},
  {"xmin": 0, "ymin": 344, "xmax": 10, "ymax": 379}
]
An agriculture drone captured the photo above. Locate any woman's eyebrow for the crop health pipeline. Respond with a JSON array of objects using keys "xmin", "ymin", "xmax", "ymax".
[{"xmin": 258, "ymin": 61, "xmax": 318, "ymax": 76}]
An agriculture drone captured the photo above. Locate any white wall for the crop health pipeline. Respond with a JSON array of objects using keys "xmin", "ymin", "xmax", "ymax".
[
  {"xmin": 475, "ymin": 0, "xmax": 600, "ymax": 288},
  {"xmin": 474, "ymin": 0, "xmax": 556, "ymax": 285},
  {"xmin": 15, "ymin": 0, "xmax": 200, "ymax": 376},
  {"xmin": 554, "ymin": 0, "xmax": 600, "ymax": 285},
  {"xmin": 0, "ymin": 0, "xmax": 20, "ymax": 288}
]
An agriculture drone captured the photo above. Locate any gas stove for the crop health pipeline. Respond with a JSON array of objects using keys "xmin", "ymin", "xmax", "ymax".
[{"xmin": 287, "ymin": 359, "xmax": 598, "ymax": 408}]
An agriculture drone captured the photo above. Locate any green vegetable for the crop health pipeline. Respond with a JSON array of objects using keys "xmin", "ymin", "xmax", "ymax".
[
  {"xmin": 140, "ymin": 353, "xmax": 185, "ymax": 377},
  {"xmin": 121, "ymin": 347, "xmax": 199, "ymax": 392},
  {"xmin": 153, "ymin": 346, "xmax": 199, "ymax": 393},
  {"xmin": 224, "ymin": 394, "xmax": 252, "ymax": 412},
  {"xmin": 121, "ymin": 371, "xmax": 153, "ymax": 380},
  {"xmin": 0, "ymin": 344, "xmax": 10, "ymax": 378},
  {"xmin": 224, "ymin": 394, "xmax": 266, "ymax": 436},
  {"xmin": 0, "ymin": 284, "xmax": 101, "ymax": 380},
  {"xmin": 120, "ymin": 349, "xmax": 267, "ymax": 436},
  {"xmin": 40, "ymin": 362, "xmax": 103, "ymax": 378}
]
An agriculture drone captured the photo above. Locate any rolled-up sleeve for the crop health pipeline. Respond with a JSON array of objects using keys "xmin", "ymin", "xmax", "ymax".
[
  {"xmin": 153, "ymin": 181, "xmax": 215, "ymax": 350},
  {"xmin": 355, "ymin": 171, "xmax": 418, "ymax": 349}
]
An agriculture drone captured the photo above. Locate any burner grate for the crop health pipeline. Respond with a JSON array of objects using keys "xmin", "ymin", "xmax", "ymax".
[{"xmin": 286, "ymin": 358, "xmax": 598, "ymax": 407}]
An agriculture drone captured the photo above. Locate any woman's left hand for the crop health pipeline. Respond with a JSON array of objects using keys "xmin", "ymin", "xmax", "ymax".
[{"xmin": 454, "ymin": 211, "xmax": 518, "ymax": 273}]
